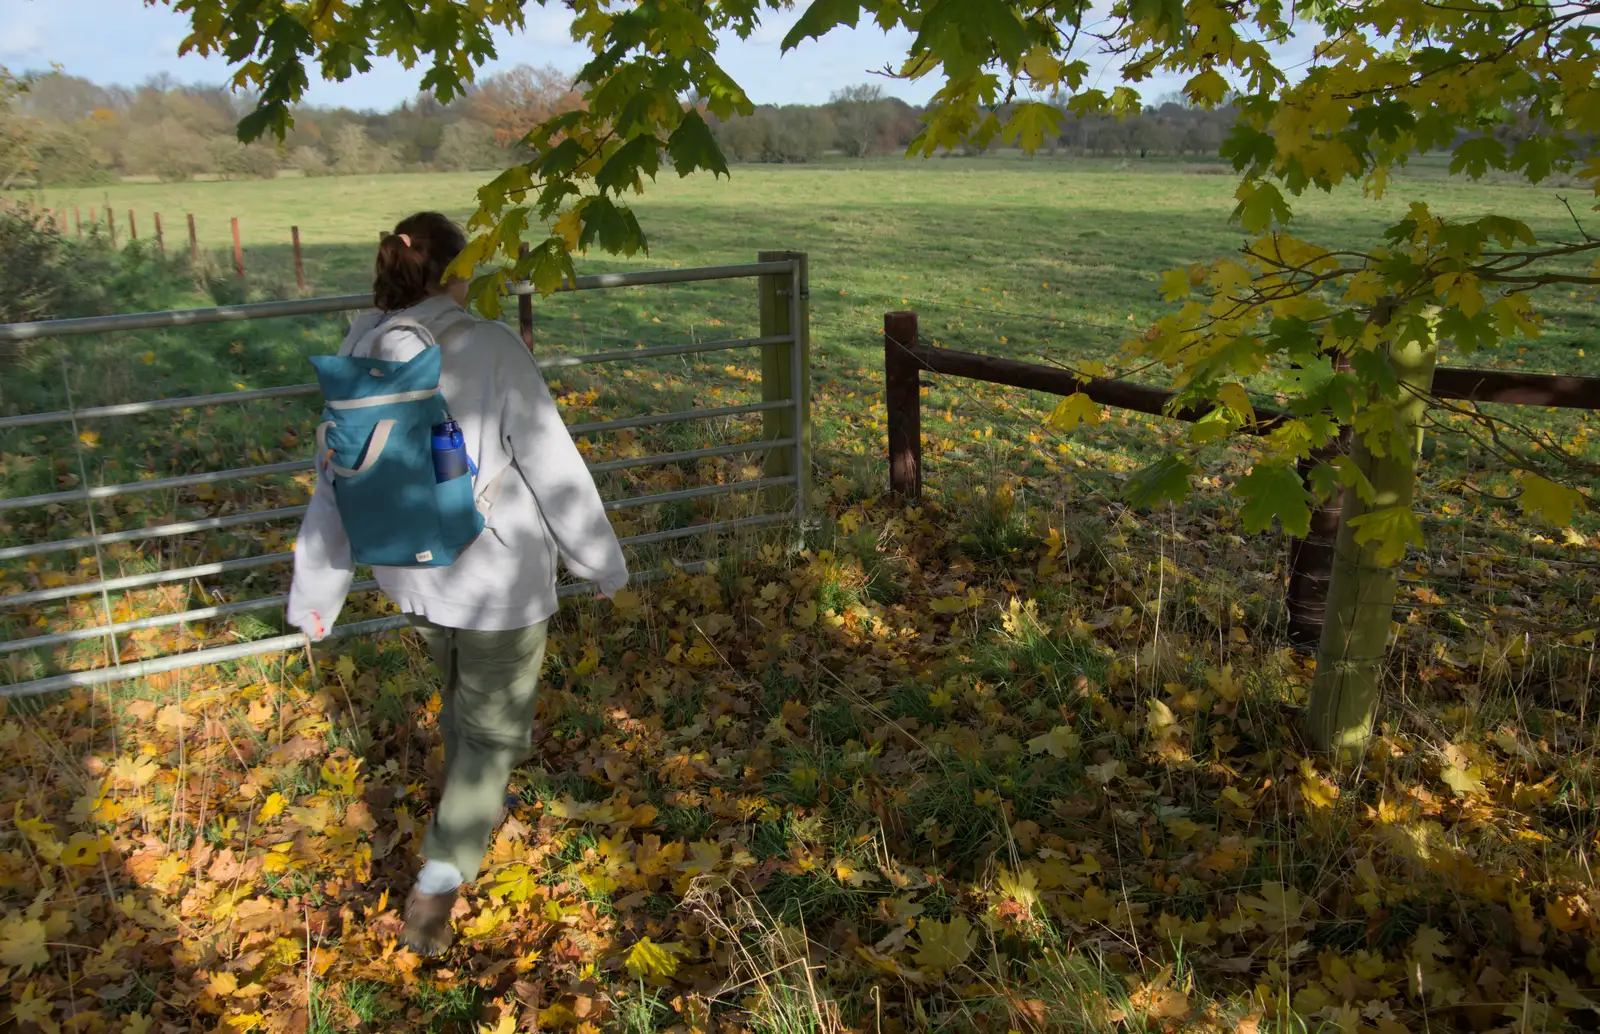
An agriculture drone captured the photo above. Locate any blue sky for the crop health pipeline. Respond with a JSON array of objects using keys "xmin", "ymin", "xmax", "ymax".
[{"xmin": 1, "ymin": 0, "xmax": 1265, "ymax": 110}]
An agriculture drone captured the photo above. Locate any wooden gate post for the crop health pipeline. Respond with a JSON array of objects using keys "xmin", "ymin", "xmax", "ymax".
[
  {"xmin": 154, "ymin": 213, "xmax": 164, "ymax": 255},
  {"xmin": 187, "ymin": 214, "xmax": 199, "ymax": 264},
  {"xmin": 517, "ymin": 242, "xmax": 534, "ymax": 349},
  {"xmin": 292, "ymin": 226, "xmax": 306, "ymax": 292},
  {"xmin": 884, "ymin": 310, "xmax": 923, "ymax": 499},
  {"xmin": 231, "ymin": 218, "xmax": 245, "ymax": 281},
  {"xmin": 758, "ymin": 251, "xmax": 811, "ymax": 510}
]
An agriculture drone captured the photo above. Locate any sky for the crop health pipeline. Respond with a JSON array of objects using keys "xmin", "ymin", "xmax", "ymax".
[{"xmin": 0, "ymin": 0, "xmax": 1298, "ymax": 111}]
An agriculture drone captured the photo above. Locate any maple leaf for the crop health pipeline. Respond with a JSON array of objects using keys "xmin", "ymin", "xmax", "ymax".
[
  {"xmin": 625, "ymin": 937, "xmax": 687, "ymax": 981},
  {"xmin": 111, "ymin": 754, "xmax": 159, "ymax": 788},
  {"xmin": 1519, "ymin": 474, "xmax": 1586, "ymax": 527},
  {"xmin": 1346, "ymin": 505, "xmax": 1424, "ymax": 567},
  {"xmin": 912, "ymin": 914, "xmax": 976, "ymax": 975},
  {"xmin": 1234, "ymin": 462, "xmax": 1312, "ymax": 538},
  {"xmin": 1045, "ymin": 392, "xmax": 1102, "ymax": 433},
  {"xmin": 478, "ymin": 1009, "xmax": 520, "ymax": 1034},
  {"xmin": 0, "ymin": 915, "xmax": 50, "ymax": 972},
  {"xmin": 1027, "ymin": 725, "xmax": 1079, "ymax": 759}
]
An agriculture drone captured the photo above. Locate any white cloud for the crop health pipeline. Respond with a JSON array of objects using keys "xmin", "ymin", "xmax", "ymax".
[{"xmin": 0, "ymin": 14, "xmax": 46, "ymax": 61}]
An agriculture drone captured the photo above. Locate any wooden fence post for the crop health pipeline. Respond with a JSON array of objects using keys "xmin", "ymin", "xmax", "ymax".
[
  {"xmin": 758, "ymin": 251, "xmax": 811, "ymax": 509},
  {"xmin": 231, "ymin": 217, "xmax": 244, "ymax": 281},
  {"xmin": 517, "ymin": 242, "xmax": 534, "ymax": 349},
  {"xmin": 89, "ymin": 205, "xmax": 96, "ymax": 231},
  {"xmin": 128, "ymin": 210, "xmax": 137, "ymax": 241},
  {"xmin": 187, "ymin": 214, "xmax": 199, "ymax": 264},
  {"xmin": 884, "ymin": 310, "xmax": 923, "ymax": 499},
  {"xmin": 74, "ymin": 206, "xmax": 81, "ymax": 237},
  {"xmin": 107, "ymin": 208, "xmax": 116, "ymax": 248},
  {"xmin": 292, "ymin": 226, "xmax": 306, "ymax": 291},
  {"xmin": 154, "ymin": 213, "xmax": 164, "ymax": 255},
  {"xmin": 1284, "ymin": 350, "xmax": 1354, "ymax": 650}
]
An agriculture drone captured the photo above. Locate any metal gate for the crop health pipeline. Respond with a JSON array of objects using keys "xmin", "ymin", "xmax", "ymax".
[{"xmin": 0, "ymin": 255, "xmax": 810, "ymax": 698}]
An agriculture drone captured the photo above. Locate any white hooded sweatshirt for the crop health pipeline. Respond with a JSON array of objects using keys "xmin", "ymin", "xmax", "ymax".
[{"xmin": 286, "ymin": 295, "xmax": 628, "ymax": 637}]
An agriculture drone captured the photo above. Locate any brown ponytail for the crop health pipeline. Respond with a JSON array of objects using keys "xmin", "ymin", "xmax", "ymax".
[{"xmin": 373, "ymin": 212, "xmax": 468, "ymax": 312}]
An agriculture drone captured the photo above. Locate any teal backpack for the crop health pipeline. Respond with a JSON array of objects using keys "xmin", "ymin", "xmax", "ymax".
[{"xmin": 308, "ymin": 316, "xmax": 484, "ymax": 568}]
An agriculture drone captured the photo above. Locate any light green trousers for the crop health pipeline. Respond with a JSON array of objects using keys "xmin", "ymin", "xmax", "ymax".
[{"xmin": 407, "ymin": 615, "xmax": 548, "ymax": 883}]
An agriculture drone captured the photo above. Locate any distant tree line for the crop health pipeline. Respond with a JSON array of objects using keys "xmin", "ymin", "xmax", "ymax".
[{"xmin": 1, "ymin": 67, "xmax": 1266, "ymax": 187}]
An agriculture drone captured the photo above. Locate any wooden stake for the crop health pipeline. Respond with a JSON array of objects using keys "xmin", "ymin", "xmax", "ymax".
[
  {"xmin": 232, "ymin": 218, "xmax": 244, "ymax": 281},
  {"xmin": 128, "ymin": 210, "xmax": 137, "ymax": 240},
  {"xmin": 154, "ymin": 213, "xmax": 164, "ymax": 255},
  {"xmin": 74, "ymin": 206, "xmax": 81, "ymax": 237},
  {"xmin": 188, "ymin": 213, "xmax": 199, "ymax": 264},
  {"xmin": 518, "ymin": 242, "xmax": 534, "ymax": 349},
  {"xmin": 292, "ymin": 225, "xmax": 306, "ymax": 292},
  {"xmin": 107, "ymin": 208, "xmax": 116, "ymax": 248},
  {"xmin": 884, "ymin": 311, "xmax": 923, "ymax": 499}
]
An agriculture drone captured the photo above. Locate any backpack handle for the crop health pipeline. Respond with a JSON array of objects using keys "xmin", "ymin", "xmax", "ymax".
[{"xmin": 317, "ymin": 419, "xmax": 396, "ymax": 478}]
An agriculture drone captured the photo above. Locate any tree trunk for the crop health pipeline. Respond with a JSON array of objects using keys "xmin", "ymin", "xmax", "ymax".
[{"xmin": 1306, "ymin": 326, "xmax": 1437, "ymax": 761}]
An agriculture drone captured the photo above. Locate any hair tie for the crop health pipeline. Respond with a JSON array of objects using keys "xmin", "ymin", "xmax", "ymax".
[{"xmin": 398, "ymin": 233, "xmax": 413, "ymax": 248}]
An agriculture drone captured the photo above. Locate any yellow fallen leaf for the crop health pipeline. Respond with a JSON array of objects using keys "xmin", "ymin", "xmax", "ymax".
[
  {"xmin": 912, "ymin": 914, "xmax": 976, "ymax": 975},
  {"xmin": 0, "ymin": 915, "xmax": 50, "ymax": 972},
  {"xmin": 625, "ymin": 936, "xmax": 686, "ymax": 981}
]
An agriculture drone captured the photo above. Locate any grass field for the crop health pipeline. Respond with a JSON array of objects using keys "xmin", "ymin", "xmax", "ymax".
[{"xmin": 3, "ymin": 159, "xmax": 1599, "ymax": 1034}]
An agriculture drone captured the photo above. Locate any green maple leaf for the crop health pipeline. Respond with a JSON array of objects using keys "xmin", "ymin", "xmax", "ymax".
[
  {"xmin": 667, "ymin": 110, "xmax": 729, "ymax": 178},
  {"xmin": 1234, "ymin": 462, "xmax": 1313, "ymax": 538},
  {"xmin": 1350, "ymin": 99, "xmax": 1416, "ymax": 143},
  {"xmin": 579, "ymin": 197, "xmax": 645, "ymax": 256},
  {"xmin": 1219, "ymin": 123, "xmax": 1276, "ymax": 174},
  {"xmin": 1124, "ymin": 456, "xmax": 1193, "ymax": 509},
  {"xmin": 1449, "ymin": 135, "xmax": 1507, "ymax": 179},
  {"xmin": 1346, "ymin": 505, "xmax": 1423, "ymax": 566},
  {"xmin": 1002, "ymin": 102, "xmax": 1064, "ymax": 152},
  {"xmin": 595, "ymin": 135, "xmax": 661, "ymax": 195},
  {"xmin": 1233, "ymin": 180, "xmax": 1292, "ymax": 233},
  {"xmin": 782, "ymin": 0, "xmax": 864, "ymax": 51}
]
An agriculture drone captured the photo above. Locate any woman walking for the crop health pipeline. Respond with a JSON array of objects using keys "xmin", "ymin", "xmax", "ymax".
[{"xmin": 287, "ymin": 211, "xmax": 628, "ymax": 955}]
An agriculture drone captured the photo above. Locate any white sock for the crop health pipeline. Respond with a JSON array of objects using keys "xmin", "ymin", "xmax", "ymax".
[{"xmin": 416, "ymin": 859, "xmax": 462, "ymax": 895}]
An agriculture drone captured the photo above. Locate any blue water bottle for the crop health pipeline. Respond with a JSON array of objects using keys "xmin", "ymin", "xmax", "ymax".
[{"xmin": 430, "ymin": 419, "xmax": 476, "ymax": 483}]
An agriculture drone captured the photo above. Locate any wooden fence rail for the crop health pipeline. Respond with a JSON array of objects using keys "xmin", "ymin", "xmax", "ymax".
[{"xmin": 883, "ymin": 309, "xmax": 1600, "ymax": 647}]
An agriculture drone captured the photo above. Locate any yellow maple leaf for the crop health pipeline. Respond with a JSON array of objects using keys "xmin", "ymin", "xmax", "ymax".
[
  {"xmin": 257, "ymin": 792, "xmax": 286, "ymax": 822},
  {"xmin": 996, "ymin": 867, "xmax": 1040, "ymax": 909},
  {"xmin": 1519, "ymin": 473, "xmax": 1586, "ymax": 527},
  {"xmin": 111, "ymin": 754, "xmax": 159, "ymax": 788},
  {"xmin": 0, "ymin": 915, "xmax": 50, "ymax": 972},
  {"xmin": 478, "ymin": 1010, "xmax": 520, "ymax": 1034},
  {"xmin": 834, "ymin": 858, "xmax": 879, "ymax": 887},
  {"xmin": 10, "ymin": 981, "xmax": 55, "ymax": 1027},
  {"xmin": 553, "ymin": 209, "xmax": 582, "ymax": 252},
  {"xmin": 792, "ymin": 600, "xmax": 817, "ymax": 629},
  {"xmin": 607, "ymin": 587, "xmax": 641, "ymax": 617},
  {"xmin": 1045, "ymin": 392, "xmax": 1103, "ymax": 433},
  {"xmin": 570, "ymin": 643, "xmax": 600, "ymax": 677},
  {"xmin": 624, "ymin": 936, "xmax": 686, "ymax": 981},
  {"xmin": 912, "ymin": 914, "xmax": 976, "ymax": 975}
]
